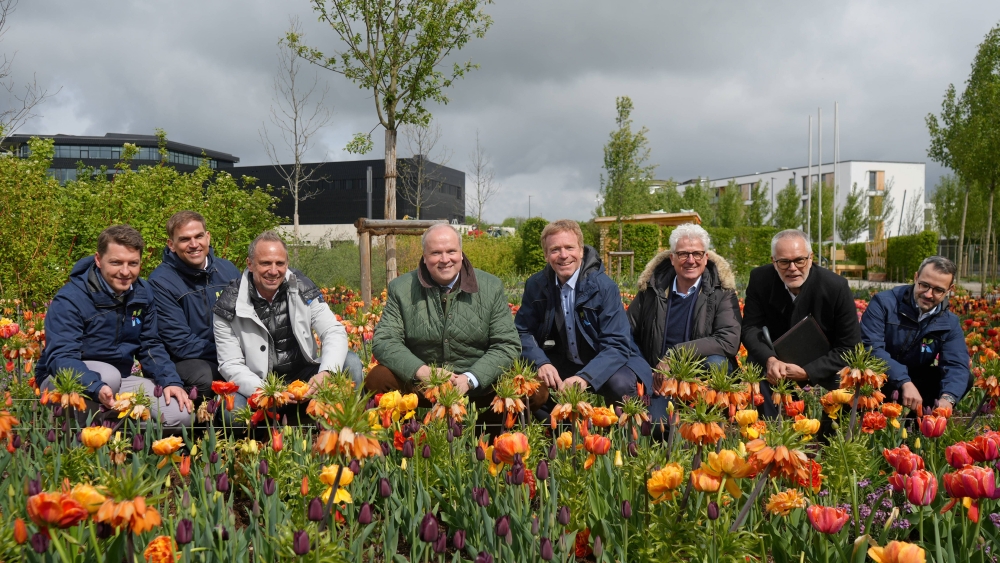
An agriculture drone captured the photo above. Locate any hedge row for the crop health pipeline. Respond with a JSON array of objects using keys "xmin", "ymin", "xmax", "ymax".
[{"xmin": 886, "ymin": 231, "xmax": 939, "ymax": 282}]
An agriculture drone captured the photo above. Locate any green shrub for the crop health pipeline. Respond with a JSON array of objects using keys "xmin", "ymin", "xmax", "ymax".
[
  {"xmin": 886, "ymin": 231, "xmax": 938, "ymax": 282},
  {"xmin": 462, "ymin": 235, "xmax": 519, "ymax": 277},
  {"xmin": 622, "ymin": 223, "xmax": 660, "ymax": 266},
  {"xmin": 580, "ymin": 219, "xmax": 601, "ymax": 249},
  {"xmin": 517, "ymin": 217, "xmax": 549, "ymax": 273},
  {"xmin": 843, "ymin": 242, "xmax": 866, "ymax": 264},
  {"xmin": 707, "ymin": 226, "xmax": 778, "ymax": 278}
]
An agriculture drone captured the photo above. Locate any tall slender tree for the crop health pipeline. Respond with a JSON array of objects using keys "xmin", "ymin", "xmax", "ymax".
[
  {"xmin": 744, "ymin": 181, "xmax": 771, "ymax": 227},
  {"xmin": 773, "ymin": 179, "xmax": 803, "ymax": 230},
  {"xmin": 836, "ymin": 183, "xmax": 867, "ymax": 243},
  {"xmin": 681, "ymin": 179, "xmax": 715, "ymax": 226},
  {"xmin": 467, "ymin": 130, "xmax": 500, "ymax": 225},
  {"xmin": 287, "ymin": 0, "xmax": 493, "ymax": 281},
  {"xmin": 715, "ymin": 180, "xmax": 744, "ymax": 228}
]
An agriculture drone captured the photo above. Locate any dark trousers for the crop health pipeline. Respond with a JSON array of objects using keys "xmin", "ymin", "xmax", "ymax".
[
  {"xmin": 175, "ymin": 358, "xmax": 222, "ymax": 404},
  {"xmin": 881, "ymin": 365, "xmax": 972, "ymax": 410}
]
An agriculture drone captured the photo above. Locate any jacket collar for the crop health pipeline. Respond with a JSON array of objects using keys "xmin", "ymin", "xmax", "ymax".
[
  {"xmin": 541, "ymin": 245, "xmax": 603, "ymax": 298},
  {"xmin": 896, "ymin": 283, "xmax": 950, "ymax": 323},
  {"xmin": 161, "ymin": 246, "xmax": 217, "ymax": 278},
  {"xmin": 637, "ymin": 249, "xmax": 735, "ymax": 293},
  {"xmin": 417, "ymin": 254, "xmax": 479, "ymax": 294},
  {"xmin": 235, "ymin": 269, "xmax": 298, "ymax": 318}
]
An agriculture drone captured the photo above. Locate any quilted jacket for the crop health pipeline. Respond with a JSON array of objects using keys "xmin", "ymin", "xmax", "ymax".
[{"xmin": 371, "ymin": 255, "xmax": 520, "ymax": 393}]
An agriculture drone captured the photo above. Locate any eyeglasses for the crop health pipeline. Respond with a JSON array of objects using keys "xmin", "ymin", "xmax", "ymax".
[
  {"xmin": 915, "ymin": 281, "xmax": 950, "ymax": 298},
  {"xmin": 673, "ymin": 251, "xmax": 706, "ymax": 261},
  {"xmin": 773, "ymin": 256, "xmax": 811, "ymax": 270}
]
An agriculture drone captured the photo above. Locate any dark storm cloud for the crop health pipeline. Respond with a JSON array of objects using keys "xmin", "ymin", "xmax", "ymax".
[{"xmin": 5, "ymin": 1, "xmax": 1000, "ymax": 222}]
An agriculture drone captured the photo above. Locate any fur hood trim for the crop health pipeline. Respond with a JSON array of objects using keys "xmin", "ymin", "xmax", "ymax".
[{"xmin": 636, "ymin": 249, "xmax": 736, "ymax": 292}]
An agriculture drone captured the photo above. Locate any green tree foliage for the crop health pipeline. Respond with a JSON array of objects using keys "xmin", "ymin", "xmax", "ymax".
[
  {"xmin": 886, "ymin": 231, "xmax": 939, "ymax": 282},
  {"xmin": 650, "ymin": 182, "xmax": 682, "ymax": 213},
  {"xmin": 744, "ymin": 181, "xmax": 770, "ymax": 228},
  {"xmin": 681, "ymin": 180, "xmax": 715, "ymax": 226},
  {"xmin": 517, "ymin": 217, "xmax": 549, "ymax": 273},
  {"xmin": 596, "ymin": 96, "xmax": 657, "ymax": 223},
  {"xmin": 806, "ymin": 181, "xmax": 835, "ymax": 244},
  {"xmin": 715, "ymin": 180, "xmax": 744, "ymax": 228},
  {"xmin": 709, "ymin": 226, "xmax": 779, "ymax": 278},
  {"xmin": 773, "ymin": 179, "xmax": 802, "ymax": 230},
  {"xmin": 287, "ymin": 0, "xmax": 493, "ymax": 281},
  {"xmin": 867, "ymin": 183, "xmax": 895, "ymax": 241},
  {"xmin": 930, "ymin": 175, "xmax": 964, "ymax": 240},
  {"xmin": 836, "ymin": 183, "xmax": 867, "ymax": 243},
  {"xmin": 0, "ymin": 136, "xmax": 280, "ymax": 302}
]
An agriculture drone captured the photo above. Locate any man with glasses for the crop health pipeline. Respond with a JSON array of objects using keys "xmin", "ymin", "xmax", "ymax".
[
  {"xmin": 741, "ymin": 229, "xmax": 861, "ymax": 417},
  {"xmin": 628, "ymin": 223, "xmax": 742, "ymax": 377},
  {"xmin": 860, "ymin": 256, "xmax": 970, "ymax": 413}
]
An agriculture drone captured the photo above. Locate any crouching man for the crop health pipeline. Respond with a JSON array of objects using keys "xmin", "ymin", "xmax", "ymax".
[
  {"xmin": 36, "ymin": 225, "xmax": 194, "ymax": 427},
  {"xmin": 367, "ymin": 224, "xmax": 546, "ymax": 425},
  {"xmin": 212, "ymin": 231, "xmax": 363, "ymax": 415}
]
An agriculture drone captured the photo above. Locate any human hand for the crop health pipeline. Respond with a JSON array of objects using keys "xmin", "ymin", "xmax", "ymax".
[
  {"xmin": 415, "ymin": 365, "xmax": 433, "ymax": 383},
  {"xmin": 98, "ymin": 385, "xmax": 115, "ymax": 409},
  {"xmin": 305, "ymin": 371, "xmax": 331, "ymax": 398},
  {"xmin": 163, "ymin": 385, "xmax": 193, "ymax": 413},
  {"xmin": 765, "ymin": 357, "xmax": 787, "ymax": 385},
  {"xmin": 561, "ymin": 375, "xmax": 589, "ymax": 392},
  {"xmin": 783, "ymin": 363, "xmax": 808, "ymax": 383},
  {"xmin": 900, "ymin": 381, "xmax": 923, "ymax": 414},
  {"xmin": 537, "ymin": 364, "xmax": 562, "ymax": 390},
  {"xmin": 935, "ymin": 397, "xmax": 954, "ymax": 413},
  {"xmin": 450, "ymin": 374, "xmax": 471, "ymax": 395}
]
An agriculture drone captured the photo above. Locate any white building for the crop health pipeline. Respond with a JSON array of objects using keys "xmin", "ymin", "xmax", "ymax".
[{"xmin": 669, "ymin": 160, "xmax": 926, "ymax": 243}]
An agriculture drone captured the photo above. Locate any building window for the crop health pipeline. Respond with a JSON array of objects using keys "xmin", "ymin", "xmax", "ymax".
[{"xmin": 869, "ymin": 171, "xmax": 876, "ymax": 191}]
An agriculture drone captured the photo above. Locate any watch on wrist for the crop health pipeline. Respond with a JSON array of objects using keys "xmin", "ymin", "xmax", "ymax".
[{"xmin": 940, "ymin": 393, "xmax": 958, "ymax": 405}]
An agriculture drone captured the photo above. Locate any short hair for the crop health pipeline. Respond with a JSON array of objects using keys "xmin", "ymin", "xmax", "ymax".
[
  {"xmin": 421, "ymin": 223, "xmax": 462, "ymax": 251},
  {"xmin": 669, "ymin": 223, "xmax": 711, "ymax": 252},
  {"xmin": 771, "ymin": 229, "xmax": 811, "ymax": 256},
  {"xmin": 539, "ymin": 219, "xmax": 584, "ymax": 252},
  {"xmin": 247, "ymin": 231, "xmax": 288, "ymax": 261},
  {"xmin": 166, "ymin": 210, "xmax": 207, "ymax": 239},
  {"xmin": 916, "ymin": 256, "xmax": 957, "ymax": 283},
  {"xmin": 97, "ymin": 225, "xmax": 145, "ymax": 255}
]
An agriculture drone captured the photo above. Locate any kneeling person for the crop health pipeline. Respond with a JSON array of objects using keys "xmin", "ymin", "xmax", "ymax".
[
  {"xmin": 36, "ymin": 225, "xmax": 194, "ymax": 426},
  {"xmin": 213, "ymin": 231, "xmax": 363, "ymax": 413}
]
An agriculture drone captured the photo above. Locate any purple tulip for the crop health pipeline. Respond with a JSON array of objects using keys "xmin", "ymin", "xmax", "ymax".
[
  {"xmin": 557, "ymin": 506, "xmax": 570, "ymax": 526},
  {"xmin": 451, "ymin": 421, "xmax": 463, "ymax": 437},
  {"xmin": 132, "ymin": 433, "xmax": 144, "ymax": 452},
  {"xmin": 358, "ymin": 502, "xmax": 372, "ymax": 525},
  {"xmin": 492, "ymin": 449, "xmax": 502, "ymax": 465},
  {"xmin": 258, "ymin": 459, "xmax": 269, "ymax": 476},
  {"xmin": 434, "ymin": 530, "xmax": 447, "ymax": 553},
  {"xmin": 176, "ymin": 519, "xmax": 193, "ymax": 544},
  {"xmin": 536, "ymin": 460, "xmax": 549, "ymax": 481},
  {"xmin": 28, "ymin": 477, "xmax": 41, "ymax": 496},
  {"xmin": 205, "ymin": 399, "xmax": 218, "ymax": 414},
  {"xmin": 614, "ymin": 405, "xmax": 623, "ymax": 417},
  {"xmin": 422, "ymin": 444, "xmax": 432, "ymax": 459},
  {"xmin": 252, "ymin": 500, "xmax": 261, "ymax": 517},
  {"xmin": 209, "ymin": 451, "xmax": 219, "ymax": 464},
  {"xmin": 366, "ymin": 397, "xmax": 378, "ymax": 409},
  {"xmin": 348, "ymin": 460, "xmax": 360, "ymax": 475},
  {"xmin": 476, "ymin": 445, "xmax": 486, "ymax": 461},
  {"xmin": 188, "ymin": 386, "xmax": 198, "ymax": 401},
  {"xmin": 402, "ymin": 439, "xmax": 415, "ymax": 458},
  {"xmin": 640, "ymin": 420, "xmax": 652, "ymax": 436},
  {"xmin": 379, "ymin": 478, "xmax": 392, "ymax": 498},
  {"xmin": 708, "ymin": 501, "xmax": 719, "ymax": 520},
  {"xmin": 153, "ymin": 385, "xmax": 163, "ymax": 398},
  {"xmin": 31, "ymin": 532, "xmax": 49, "ymax": 553},
  {"xmin": 531, "ymin": 516, "xmax": 539, "ymax": 535},
  {"xmin": 216, "ymin": 472, "xmax": 230, "ymax": 494},
  {"xmin": 11, "ymin": 433, "xmax": 20, "ymax": 449},
  {"xmin": 475, "ymin": 552, "xmax": 494, "ymax": 563},
  {"xmin": 495, "ymin": 515, "xmax": 509, "ymax": 537},
  {"xmin": 628, "ymin": 441, "xmax": 638, "ymax": 458},
  {"xmin": 446, "ymin": 428, "xmax": 454, "ymax": 443},
  {"xmin": 53, "ymin": 405, "xmax": 63, "ymax": 417},
  {"xmin": 96, "ymin": 522, "xmax": 113, "ymax": 539},
  {"xmin": 203, "ymin": 476, "xmax": 214, "ymax": 494},
  {"xmin": 473, "ymin": 487, "xmax": 490, "ymax": 507},
  {"xmin": 46, "ymin": 429, "xmax": 56, "ymax": 443},
  {"xmin": 380, "ymin": 441, "xmax": 391, "ymax": 456},
  {"xmin": 219, "ymin": 527, "xmax": 229, "ymax": 541},
  {"xmin": 262, "ymin": 478, "xmax": 276, "ymax": 496},
  {"xmin": 548, "ymin": 441, "xmax": 558, "ymax": 460},
  {"xmin": 420, "ymin": 513, "xmax": 439, "ymax": 543},
  {"xmin": 594, "ymin": 536, "xmax": 603, "ymax": 558},
  {"xmin": 540, "ymin": 537, "xmax": 553, "ymax": 560},
  {"xmin": 621, "ymin": 500, "xmax": 632, "ymax": 519},
  {"xmin": 453, "ymin": 530, "xmax": 466, "ymax": 550},
  {"xmin": 892, "ymin": 390, "xmax": 900, "ymax": 402},
  {"xmin": 307, "ymin": 498, "xmax": 325, "ymax": 522},
  {"xmin": 506, "ymin": 460, "xmax": 525, "ymax": 486},
  {"xmin": 75, "ymin": 431, "xmax": 82, "ymax": 443},
  {"xmin": 292, "ymin": 530, "xmax": 310, "ymax": 555}
]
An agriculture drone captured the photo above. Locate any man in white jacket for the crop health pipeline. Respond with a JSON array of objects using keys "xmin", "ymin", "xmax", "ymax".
[{"xmin": 212, "ymin": 231, "xmax": 363, "ymax": 413}]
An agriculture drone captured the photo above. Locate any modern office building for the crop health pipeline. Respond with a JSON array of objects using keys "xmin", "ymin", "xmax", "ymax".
[
  {"xmin": 3, "ymin": 133, "xmax": 240, "ymax": 183},
  {"xmin": 665, "ymin": 160, "xmax": 926, "ymax": 243},
  {"xmin": 232, "ymin": 158, "xmax": 466, "ymax": 243}
]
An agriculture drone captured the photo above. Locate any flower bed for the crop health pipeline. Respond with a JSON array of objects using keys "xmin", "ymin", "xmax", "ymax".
[{"xmin": 0, "ymin": 294, "xmax": 999, "ymax": 562}]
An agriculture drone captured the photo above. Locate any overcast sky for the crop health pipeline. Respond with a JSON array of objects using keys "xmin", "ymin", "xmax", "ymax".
[{"xmin": 5, "ymin": 1, "xmax": 999, "ymax": 222}]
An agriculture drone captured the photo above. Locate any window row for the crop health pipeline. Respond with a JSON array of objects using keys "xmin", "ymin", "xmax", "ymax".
[{"xmin": 21, "ymin": 144, "xmax": 217, "ymax": 168}]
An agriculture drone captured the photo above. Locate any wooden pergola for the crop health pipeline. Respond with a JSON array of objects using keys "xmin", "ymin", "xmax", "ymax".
[
  {"xmin": 355, "ymin": 218, "xmax": 448, "ymax": 311},
  {"xmin": 593, "ymin": 211, "xmax": 702, "ymax": 267}
]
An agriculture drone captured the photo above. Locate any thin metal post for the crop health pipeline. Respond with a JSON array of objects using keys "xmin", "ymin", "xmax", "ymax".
[
  {"xmin": 818, "ymin": 107, "xmax": 823, "ymax": 255},
  {"xmin": 833, "ymin": 102, "xmax": 839, "ymax": 269},
  {"xmin": 366, "ymin": 166, "xmax": 373, "ymax": 220},
  {"xmin": 359, "ymin": 231, "xmax": 372, "ymax": 312},
  {"xmin": 807, "ymin": 116, "xmax": 812, "ymax": 234}
]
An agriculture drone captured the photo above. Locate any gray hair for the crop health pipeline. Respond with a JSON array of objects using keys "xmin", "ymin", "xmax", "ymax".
[
  {"xmin": 421, "ymin": 223, "xmax": 462, "ymax": 251},
  {"xmin": 771, "ymin": 229, "xmax": 811, "ymax": 256},
  {"xmin": 248, "ymin": 230, "xmax": 288, "ymax": 261},
  {"xmin": 916, "ymin": 255, "xmax": 957, "ymax": 282},
  {"xmin": 669, "ymin": 223, "xmax": 711, "ymax": 252}
]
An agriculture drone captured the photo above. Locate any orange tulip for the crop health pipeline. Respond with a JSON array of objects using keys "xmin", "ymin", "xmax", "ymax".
[
  {"xmin": 271, "ymin": 429, "xmax": 284, "ymax": 452},
  {"xmin": 701, "ymin": 449, "xmax": 754, "ymax": 497},
  {"xmin": 285, "ymin": 380, "xmax": 311, "ymax": 402},
  {"xmin": 211, "ymin": 381, "xmax": 239, "ymax": 396},
  {"xmin": 792, "ymin": 418, "xmax": 820, "ymax": 438},
  {"xmin": 555, "ymin": 431, "xmax": 573, "ymax": 450},
  {"xmin": 806, "ymin": 505, "xmax": 850, "ymax": 534},
  {"xmin": 80, "ymin": 426, "xmax": 113, "ymax": 451},
  {"xmin": 867, "ymin": 541, "xmax": 926, "ymax": 563},
  {"xmin": 27, "ymin": 491, "xmax": 89, "ymax": 528},
  {"xmin": 13, "ymin": 518, "xmax": 27, "ymax": 544},
  {"xmin": 70, "ymin": 484, "xmax": 106, "ymax": 514},
  {"xmin": 589, "ymin": 407, "xmax": 619, "ymax": 428},
  {"xmin": 143, "ymin": 535, "xmax": 177, "ymax": 563},
  {"xmin": 647, "ymin": 463, "xmax": 684, "ymax": 503},
  {"xmin": 690, "ymin": 468, "xmax": 722, "ymax": 493},
  {"xmin": 862, "ymin": 411, "xmax": 888, "ymax": 434},
  {"xmin": 883, "ymin": 444, "xmax": 925, "ymax": 475},
  {"xmin": 301, "ymin": 476, "xmax": 310, "ymax": 496},
  {"xmin": 0, "ymin": 410, "xmax": 19, "ymax": 440},
  {"xmin": 583, "ymin": 434, "xmax": 611, "ymax": 456},
  {"xmin": 783, "ymin": 400, "xmax": 805, "ymax": 417},
  {"xmin": 151, "ymin": 436, "xmax": 184, "ymax": 456},
  {"xmin": 765, "ymin": 489, "xmax": 807, "ymax": 516},
  {"xmin": 493, "ymin": 432, "xmax": 530, "ymax": 465},
  {"xmin": 179, "ymin": 455, "xmax": 191, "ymax": 477}
]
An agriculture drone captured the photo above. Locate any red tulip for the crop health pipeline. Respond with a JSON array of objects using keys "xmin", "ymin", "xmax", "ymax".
[
  {"xmin": 806, "ymin": 505, "xmax": 850, "ymax": 534},
  {"xmin": 271, "ymin": 429, "xmax": 283, "ymax": 452},
  {"xmin": 943, "ymin": 465, "xmax": 1000, "ymax": 500},
  {"xmin": 887, "ymin": 472, "xmax": 906, "ymax": 493},
  {"xmin": 902, "ymin": 470, "xmax": 938, "ymax": 506},
  {"xmin": 27, "ymin": 492, "xmax": 89, "ymax": 529},
  {"xmin": 945, "ymin": 443, "xmax": 974, "ymax": 469},
  {"xmin": 966, "ymin": 432, "xmax": 1000, "ymax": 462},
  {"xmin": 919, "ymin": 414, "xmax": 947, "ymax": 438},
  {"xmin": 883, "ymin": 445, "xmax": 925, "ymax": 475}
]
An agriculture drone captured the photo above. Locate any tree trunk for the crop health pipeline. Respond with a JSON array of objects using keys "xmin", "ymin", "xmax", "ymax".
[
  {"xmin": 385, "ymin": 128, "xmax": 398, "ymax": 281},
  {"xmin": 983, "ymin": 186, "xmax": 995, "ymax": 297},
  {"xmin": 957, "ymin": 183, "xmax": 969, "ymax": 285}
]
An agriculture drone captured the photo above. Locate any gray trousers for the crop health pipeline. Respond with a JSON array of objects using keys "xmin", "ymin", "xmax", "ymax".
[{"xmin": 42, "ymin": 361, "xmax": 194, "ymax": 428}]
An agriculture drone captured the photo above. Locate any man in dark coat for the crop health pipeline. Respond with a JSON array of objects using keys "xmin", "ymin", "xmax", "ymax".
[
  {"xmin": 516, "ymin": 220, "xmax": 652, "ymax": 407},
  {"xmin": 149, "ymin": 211, "xmax": 241, "ymax": 400},
  {"xmin": 741, "ymin": 229, "xmax": 861, "ymax": 417},
  {"xmin": 861, "ymin": 256, "xmax": 970, "ymax": 413},
  {"xmin": 628, "ymin": 223, "xmax": 742, "ymax": 372}
]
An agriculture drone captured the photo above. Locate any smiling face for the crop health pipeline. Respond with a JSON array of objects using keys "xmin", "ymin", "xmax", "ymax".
[
  {"xmin": 167, "ymin": 219, "xmax": 211, "ymax": 269},
  {"xmin": 669, "ymin": 236, "xmax": 707, "ymax": 288},
  {"xmin": 544, "ymin": 230, "xmax": 584, "ymax": 284},
  {"xmin": 94, "ymin": 243, "xmax": 142, "ymax": 294},
  {"xmin": 772, "ymin": 235, "xmax": 813, "ymax": 293},
  {"xmin": 913, "ymin": 266, "xmax": 954, "ymax": 313},
  {"xmin": 247, "ymin": 241, "xmax": 288, "ymax": 299},
  {"xmin": 422, "ymin": 226, "xmax": 463, "ymax": 286}
]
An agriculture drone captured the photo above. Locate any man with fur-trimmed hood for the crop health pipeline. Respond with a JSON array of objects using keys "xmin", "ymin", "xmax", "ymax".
[{"xmin": 627, "ymin": 223, "xmax": 742, "ymax": 373}]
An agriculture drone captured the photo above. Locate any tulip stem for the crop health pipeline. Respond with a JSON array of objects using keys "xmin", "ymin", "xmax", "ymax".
[
  {"xmin": 319, "ymin": 463, "xmax": 345, "ymax": 533},
  {"xmin": 730, "ymin": 462, "xmax": 772, "ymax": 532},
  {"xmin": 845, "ymin": 385, "xmax": 860, "ymax": 442},
  {"xmin": 679, "ymin": 446, "xmax": 702, "ymax": 510}
]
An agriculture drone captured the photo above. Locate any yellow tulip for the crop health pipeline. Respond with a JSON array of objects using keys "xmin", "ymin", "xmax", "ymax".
[
  {"xmin": 614, "ymin": 451, "xmax": 623, "ymax": 467},
  {"xmin": 320, "ymin": 465, "xmax": 355, "ymax": 487}
]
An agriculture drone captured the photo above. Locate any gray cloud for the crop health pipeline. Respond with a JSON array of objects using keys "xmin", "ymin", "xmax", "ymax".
[{"xmin": 5, "ymin": 1, "xmax": 999, "ymax": 222}]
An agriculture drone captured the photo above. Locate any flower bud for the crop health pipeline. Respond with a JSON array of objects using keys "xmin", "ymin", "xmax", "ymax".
[
  {"xmin": 453, "ymin": 529, "xmax": 466, "ymax": 550},
  {"xmin": 210, "ymin": 451, "xmax": 219, "ymax": 464},
  {"xmin": 402, "ymin": 440, "xmax": 415, "ymax": 458},
  {"xmin": 348, "ymin": 460, "xmax": 360, "ymax": 475},
  {"xmin": 540, "ymin": 537, "xmax": 553, "ymax": 560},
  {"xmin": 380, "ymin": 441, "xmax": 391, "ymax": 456},
  {"xmin": 422, "ymin": 444, "xmax": 432, "ymax": 459},
  {"xmin": 31, "ymin": 532, "xmax": 49, "ymax": 553},
  {"xmin": 176, "ymin": 519, "xmax": 194, "ymax": 545},
  {"xmin": 27, "ymin": 478, "xmax": 41, "ymax": 496},
  {"xmin": 132, "ymin": 433, "xmax": 144, "ymax": 452},
  {"xmin": 420, "ymin": 513, "xmax": 439, "ymax": 543},
  {"xmin": 473, "ymin": 487, "xmax": 490, "ymax": 507},
  {"xmin": 46, "ymin": 429, "xmax": 56, "ymax": 443},
  {"xmin": 492, "ymin": 449, "xmax": 502, "ymax": 465},
  {"xmin": 53, "ymin": 405, "xmax": 64, "ymax": 417},
  {"xmin": 259, "ymin": 459, "xmax": 269, "ymax": 476},
  {"xmin": 628, "ymin": 441, "xmax": 638, "ymax": 458},
  {"xmin": 358, "ymin": 502, "xmax": 372, "ymax": 525},
  {"xmin": 292, "ymin": 530, "xmax": 310, "ymax": 555},
  {"xmin": 548, "ymin": 441, "xmax": 558, "ymax": 460},
  {"xmin": 707, "ymin": 501, "xmax": 719, "ymax": 520},
  {"xmin": 307, "ymin": 497, "xmax": 325, "ymax": 521},
  {"xmin": 476, "ymin": 445, "xmax": 486, "ymax": 461},
  {"xmin": 218, "ymin": 527, "xmax": 229, "ymax": 541},
  {"xmin": 181, "ymin": 490, "xmax": 191, "ymax": 509},
  {"xmin": 205, "ymin": 399, "xmax": 218, "ymax": 414},
  {"xmin": 531, "ymin": 516, "xmax": 539, "ymax": 535},
  {"xmin": 475, "ymin": 552, "xmax": 494, "ymax": 563},
  {"xmin": 536, "ymin": 460, "xmax": 549, "ymax": 481},
  {"xmin": 557, "ymin": 505, "xmax": 570, "ymax": 526},
  {"xmin": 216, "ymin": 472, "xmax": 230, "ymax": 493},
  {"xmin": 640, "ymin": 420, "xmax": 652, "ymax": 437},
  {"xmin": 621, "ymin": 500, "xmax": 632, "ymax": 519},
  {"xmin": 252, "ymin": 500, "xmax": 260, "ymax": 517},
  {"xmin": 203, "ymin": 476, "xmax": 214, "ymax": 494},
  {"xmin": 447, "ymin": 429, "xmax": 454, "ymax": 443},
  {"xmin": 452, "ymin": 421, "xmax": 463, "ymax": 438},
  {"xmin": 495, "ymin": 515, "xmax": 509, "ymax": 537},
  {"xmin": 153, "ymin": 385, "xmax": 163, "ymax": 399},
  {"xmin": 188, "ymin": 386, "xmax": 198, "ymax": 401},
  {"xmin": 379, "ymin": 477, "xmax": 392, "ymax": 498},
  {"xmin": 262, "ymin": 478, "xmax": 276, "ymax": 496},
  {"xmin": 593, "ymin": 536, "xmax": 603, "ymax": 558},
  {"xmin": 96, "ymin": 522, "xmax": 113, "ymax": 539},
  {"xmin": 11, "ymin": 434, "xmax": 20, "ymax": 450},
  {"xmin": 434, "ymin": 531, "xmax": 447, "ymax": 553}
]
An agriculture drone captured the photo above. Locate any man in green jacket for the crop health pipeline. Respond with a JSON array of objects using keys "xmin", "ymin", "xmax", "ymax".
[{"xmin": 368, "ymin": 224, "xmax": 547, "ymax": 419}]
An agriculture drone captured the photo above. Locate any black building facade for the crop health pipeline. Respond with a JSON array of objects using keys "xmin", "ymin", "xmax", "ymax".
[
  {"xmin": 232, "ymin": 158, "xmax": 465, "ymax": 224},
  {"xmin": 4, "ymin": 133, "xmax": 240, "ymax": 183}
]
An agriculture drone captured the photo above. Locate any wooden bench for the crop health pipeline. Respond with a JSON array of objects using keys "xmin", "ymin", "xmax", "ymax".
[{"xmin": 834, "ymin": 264, "xmax": 865, "ymax": 279}]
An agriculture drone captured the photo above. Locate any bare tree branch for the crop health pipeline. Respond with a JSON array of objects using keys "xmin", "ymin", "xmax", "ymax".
[
  {"xmin": 0, "ymin": 0, "xmax": 58, "ymax": 143},
  {"xmin": 467, "ymin": 130, "xmax": 499, "ymax": 224},
  {"xmin": 398, "ymin": 120, "xmax": 451, "ymax": 219}
]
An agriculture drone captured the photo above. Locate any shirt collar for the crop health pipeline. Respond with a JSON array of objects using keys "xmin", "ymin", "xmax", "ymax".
[
  {"xmin": 912, "ymin": 293, "xmax": 940, "ymax": 321},
  {"xmin": 441, "ymin": 274, "xmax": 460, "ymax": 291},
  {"xmin": 96, "ymin": 268, "xmax": 131, "ymax": 298},
  {"xmin": 556, "ymin": 266, "xmax": 581, "ymax": 291},
  {"xmin": 671, "ymin": 275, "xmax": 701, "ymax": 298}
]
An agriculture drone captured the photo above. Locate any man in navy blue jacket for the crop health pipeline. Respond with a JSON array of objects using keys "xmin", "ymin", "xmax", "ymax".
[
  {"xmin": 36, "ymin": 225, "xmax": 193, "ymax": 426},
  {"xmin": 860, "ymin": 256, "xmax": 971, "ymax": 413},
  {"xmin": 515, "ymin": 220, "xmax": 652, "ymax": 409},
  {"xmin": 149, "ymin": 211, "xmax": 240, "ymax": 400}
]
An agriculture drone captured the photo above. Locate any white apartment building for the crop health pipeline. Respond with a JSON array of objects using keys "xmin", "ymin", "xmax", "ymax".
[{"xmin": 669, "ymin": 160, "xmax": 926, "ymax": 243}]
